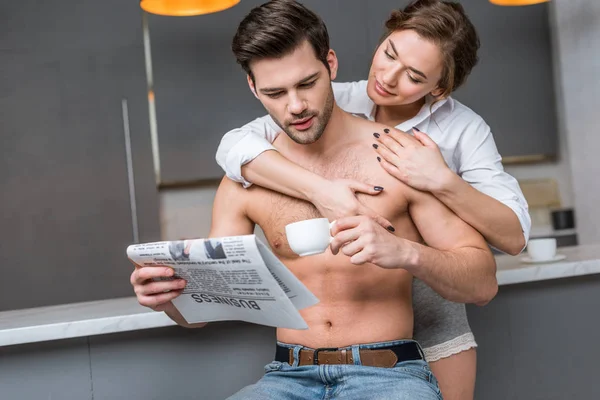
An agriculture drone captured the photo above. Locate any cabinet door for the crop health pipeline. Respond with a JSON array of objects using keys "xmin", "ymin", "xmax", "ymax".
[{"xmin": 0, "ymin": 0, "xmax": 160, "ymax": 311}]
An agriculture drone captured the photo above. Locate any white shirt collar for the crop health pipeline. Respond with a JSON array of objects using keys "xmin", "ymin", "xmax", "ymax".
[{"xmin": 366, "ymin": 96, "xmax": 454, "ymax": 132}]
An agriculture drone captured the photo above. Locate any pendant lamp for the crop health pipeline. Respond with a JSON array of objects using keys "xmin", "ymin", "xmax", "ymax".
[
  {"xmin": 490, "ymin": 0, "xmax": 549, "ymax": 5},
  {"xmin": 140, "ymin": 0, "xmax": 240, "ymax": 17}
]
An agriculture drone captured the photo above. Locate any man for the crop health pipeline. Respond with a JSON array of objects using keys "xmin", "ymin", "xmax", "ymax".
[{"xmin": 130, "ymin": 1, "xmax": 497, "ymax": 398}]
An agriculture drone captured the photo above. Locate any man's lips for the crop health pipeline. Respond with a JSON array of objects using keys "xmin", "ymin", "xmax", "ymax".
[
  {"xmin": 290, "ymin": 116, "xmax": 315, "ymax": 130},
  {"xmin": 291, "ymin": 116, "xmax": 313, "ymax": 125}
]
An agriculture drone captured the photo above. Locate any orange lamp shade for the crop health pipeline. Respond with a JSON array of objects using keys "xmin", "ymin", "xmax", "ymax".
[
  {"xmin": 489, "ymin": 0, "xmax": 549, "ymax": 5},
  {"xmin": 140, "ymin": 0, "xmax": 240, "ymax": 16}
]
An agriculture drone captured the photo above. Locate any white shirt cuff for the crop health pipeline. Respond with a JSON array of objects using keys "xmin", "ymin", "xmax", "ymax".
[
  {"xmin": 224, "ymin": 134, "xmax": 277, "ymax": 188},
  {"xmin": 501, "ymin": 199, "xmax": 532, "ymax": 254}
]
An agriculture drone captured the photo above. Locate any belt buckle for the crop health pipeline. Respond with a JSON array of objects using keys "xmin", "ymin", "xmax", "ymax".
[{"xmin": 313, "ymin": 347, "xmax": 339, "ymax": 365}]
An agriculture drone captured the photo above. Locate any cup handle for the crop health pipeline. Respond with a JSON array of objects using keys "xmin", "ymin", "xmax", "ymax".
[{"xmin": 329, "ymin": 220, "xmax": 336, "ymax": 243}]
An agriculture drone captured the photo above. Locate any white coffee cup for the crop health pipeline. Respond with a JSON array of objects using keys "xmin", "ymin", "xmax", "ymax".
[
  {"xmin": 527, "ymin": 238, "xmax": 557, "ymax": 261},
  {"xmin": 285, "ymin": 218, "xmax": 334, "ymax": 257}
]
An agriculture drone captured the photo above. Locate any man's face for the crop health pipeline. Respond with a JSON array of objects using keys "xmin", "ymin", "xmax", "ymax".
[{"xmin": 248, "ymin": 40, "xmax": 337, "ymax": 145}]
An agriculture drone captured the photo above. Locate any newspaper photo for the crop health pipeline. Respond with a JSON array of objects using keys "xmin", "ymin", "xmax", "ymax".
[{"xmin": 127, "ymin": 235, "xmax": 319, "ymax": 329}]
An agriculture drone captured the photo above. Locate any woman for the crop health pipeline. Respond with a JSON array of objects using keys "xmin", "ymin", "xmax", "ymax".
[{"xmin": 216, "ymin": 1, "xmax": 529, "ymax": 399}]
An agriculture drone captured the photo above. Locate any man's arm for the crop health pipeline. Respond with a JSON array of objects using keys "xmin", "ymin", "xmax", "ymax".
[
  {"xmin": 405, "ymin": 188, "xmax": 497, "ymax": 305},
  {"xmin": 163, "ymin": 178, "xmax": 254, "ymax": 326},
  {"xmin": 130, "ymin": 178, "xmax": 255, "ymax": 328},
  {"xmin": 208, "ymin": 177, "xmax": 255, "ymax": 237}
]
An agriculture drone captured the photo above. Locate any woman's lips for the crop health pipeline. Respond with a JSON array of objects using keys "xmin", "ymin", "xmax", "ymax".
[{"xmin": 375, "ymin": 80, "xmax": 395, "ymax": 97}]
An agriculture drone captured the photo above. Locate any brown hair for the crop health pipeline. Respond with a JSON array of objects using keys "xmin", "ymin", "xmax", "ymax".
[
  {"xmin": 231, "ymin": 0, "xmax": 330, "ymax": 84},
  {"xmin": 382, "ymin": 0, "xmax": 480, "ymax": 99}
]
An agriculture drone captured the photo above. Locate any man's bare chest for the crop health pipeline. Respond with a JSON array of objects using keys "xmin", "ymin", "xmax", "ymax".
[{"xmin": 245, "ymin": 145, "xmax": 412, "ymax": 257}]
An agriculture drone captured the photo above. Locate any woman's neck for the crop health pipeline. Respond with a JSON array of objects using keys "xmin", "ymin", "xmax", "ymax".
[{"xmin": 374, "ymin": 97, "xmax": 426, "ymax": 127}]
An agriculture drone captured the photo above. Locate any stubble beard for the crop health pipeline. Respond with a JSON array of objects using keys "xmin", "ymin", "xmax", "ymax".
[{"xmin": 270, "ymin": 87, "xmax": 335, "ymax": 145}]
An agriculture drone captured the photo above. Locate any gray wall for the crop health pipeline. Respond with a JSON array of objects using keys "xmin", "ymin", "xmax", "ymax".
[
  {"xmin": 3, "ymin": 276, "xmax": 600, "ymax": 399},
  {"xmin": 550, "ymin": 0, "xmax": 600, "ymax": 244},
  {"xmin": 0, "ymin": 0, "xmax": 161, "ymax": 311},
  {"xmin": 150, "ymin": 0, "xmax": 558, "ymax": 183}
]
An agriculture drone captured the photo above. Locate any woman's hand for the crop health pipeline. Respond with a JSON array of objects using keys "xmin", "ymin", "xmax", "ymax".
[
  {"xmin": 373, "ymin": 128, "xmax": 454, "ymax": 193},
  {"xmin": 308, "ymin": 179, "xmax": 395, "ymax": 232},
  {"xmin": 329, "ymin": 216, "xmax": 416, "ymax": 268}
]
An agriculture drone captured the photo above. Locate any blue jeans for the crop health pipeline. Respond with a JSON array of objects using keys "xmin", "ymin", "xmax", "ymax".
[{"xmin": 227, "ymin": 340, "xmax": 442, "ymax": 400}]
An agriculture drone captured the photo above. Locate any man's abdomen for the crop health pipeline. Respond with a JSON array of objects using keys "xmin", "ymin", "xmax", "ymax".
[{"xmin": 277, "ymin": 257, "xmax": 413, "ymax": 348}]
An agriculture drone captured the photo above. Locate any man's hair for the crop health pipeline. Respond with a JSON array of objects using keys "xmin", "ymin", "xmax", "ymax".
[{"xmin": 231, "ymin": 0, "xmax": 331, "ymax": 84}]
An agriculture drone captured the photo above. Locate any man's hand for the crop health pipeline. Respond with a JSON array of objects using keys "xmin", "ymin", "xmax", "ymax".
[
  {"xmin": 374, "ymin": 128, "xmax": 454, "ymax": 193},
  {"xmin": 307, "ymin": 179, "xmax": 395, "ymax": 232},
  {"xmin": 329, "ymin": 216, "xmax": 417, "ymax": 268},
  {"xmin": 130, "ymin": 262, "xmax": 186, "ymax": 312}
]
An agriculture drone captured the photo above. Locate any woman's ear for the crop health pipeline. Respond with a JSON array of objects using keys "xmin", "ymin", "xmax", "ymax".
[
  {"xmin": 247, "ymin": 75, "xmax": 259, "ymax": 99},
  {"xmin": 431, "ymin": 87, "xmax": 445, "ymax": 98},
  {"xmin": 327, "ymin": 49, "xmax": 338, "ymax": 81}
]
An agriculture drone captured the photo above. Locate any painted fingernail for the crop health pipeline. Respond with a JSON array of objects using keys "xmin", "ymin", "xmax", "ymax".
[
  {"xmin": 372, "ymin": 144, "xmax": 378, "ymax": 149},
  {"xmin": 413, "ymin": 126, "xmax": 420, "ymax": 132},
  {"xmin": 374, "ymin": 186, "xmax": 384, "ymax": 191},
  {"xmin": 377, "ymin": 156, "xmax": 381, "ymax": 162},
  {"xmin": 373, "ymin": 132, "xmax": 380, "ymax": 138},
  {"xmin": 383, "ymin": 128, "xmax": 390, "ymax": 133},
  {"xmin": 387, "ymin": 226, "xmax": 396, "ymax": 232}
]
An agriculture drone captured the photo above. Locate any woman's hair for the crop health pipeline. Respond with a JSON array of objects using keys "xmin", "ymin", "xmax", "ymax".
[{"xmin": 382, "ymin": 0, "xmax": 480, "ymax": 99}]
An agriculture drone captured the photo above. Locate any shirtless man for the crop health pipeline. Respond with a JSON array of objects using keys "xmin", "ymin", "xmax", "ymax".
[{"xmin": 130, "ymin": 1, "xmax": 497, "ymax": 398}]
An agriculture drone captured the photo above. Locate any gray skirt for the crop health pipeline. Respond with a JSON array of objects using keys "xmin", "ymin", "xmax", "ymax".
[{"xmin": 412, "ymin": 279, "xmax": 477, "ymax": 362}]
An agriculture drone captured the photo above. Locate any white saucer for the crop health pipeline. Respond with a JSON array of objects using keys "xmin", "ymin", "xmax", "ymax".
[{"xmin": 520, "ymin": 254, "xmax": 566, "ymax": 264}]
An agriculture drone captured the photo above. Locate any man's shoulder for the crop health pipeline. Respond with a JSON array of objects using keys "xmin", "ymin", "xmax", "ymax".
[
  {"xmin": 348, "ymin": 115, "xmax": 400, "ymax": 137},
  {"xmin": 217, "ymin": 176, "xmax": 252, "ymax": 198}
]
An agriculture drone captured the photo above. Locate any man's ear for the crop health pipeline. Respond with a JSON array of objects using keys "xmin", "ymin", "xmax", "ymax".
[
  {"xmin": 327, "ymin": 49, "xmax": 338, "ymax": 81},
  {"xmin": 247, "ymin": 75, "xmax": 259, "ymax": 99}
]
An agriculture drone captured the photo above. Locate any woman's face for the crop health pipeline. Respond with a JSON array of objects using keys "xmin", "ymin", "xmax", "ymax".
[{"xmin": 367, "ymin": 29, "xmax": 445, "ymax": 107}]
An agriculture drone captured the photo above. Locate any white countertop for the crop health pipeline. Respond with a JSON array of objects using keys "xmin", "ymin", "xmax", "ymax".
[
  {"xmin": 2, "ymin": 244, "xmax": 599, "ymax": 347},
  {"xmin": 495, "ymin": 244, "xmax": 600, "ymax": 285}
]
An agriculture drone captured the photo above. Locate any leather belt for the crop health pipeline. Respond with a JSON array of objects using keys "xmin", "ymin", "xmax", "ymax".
[{"xmin": 275, "ymin": 342, "xmax": 423, "ymax": 368}]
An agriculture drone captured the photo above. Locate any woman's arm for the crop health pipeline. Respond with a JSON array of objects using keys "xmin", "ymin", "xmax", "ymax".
[
  {"xmin": 215, "ymin": 116, "xmax": 281, "ymax": 188},
  {"xmin": 215, "ymin": 81, "xmax": 369, "ymax": 187},
  {"xmin": 440, "ymin": 121, "xmax": 530, "ymax": 255},
  {"xmin": 433, "ymin": 168, "xmax": 527, "ymax": 255},
  {"xmin": 243, "ymin": 150, "xmax": 393, "ymax": 229},
  {"xmin": 374, "ymin": 124, "xmax": 529, "ymax": 256},
  {"xmin": 214, "ymin": 81, "xmax": 394, "ymax": 227}
]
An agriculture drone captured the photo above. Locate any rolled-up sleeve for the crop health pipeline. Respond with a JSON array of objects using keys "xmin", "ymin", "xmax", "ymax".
[
  {"xmin": 215, "ymin": 116, "xmax": 280, "ymax": 188},
  {"xmin": 456, "ymin": 117, "xmax": 531, "ymax": 248}
]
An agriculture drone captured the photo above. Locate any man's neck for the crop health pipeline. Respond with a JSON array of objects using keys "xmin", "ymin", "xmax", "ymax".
[{"xmin": 277, "ymin": 104, "xmax": 355, "ymax": 160}]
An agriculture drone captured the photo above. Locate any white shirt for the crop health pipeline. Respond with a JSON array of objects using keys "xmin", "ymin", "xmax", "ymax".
[{"xmin": 215, "ymin": 80, "xmax": 531, "ymax": 247}]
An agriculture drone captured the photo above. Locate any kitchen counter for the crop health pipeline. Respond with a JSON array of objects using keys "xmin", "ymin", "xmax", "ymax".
[
  {"xmin": 2, "ymin": 244, "xmax": 599, "ymax": 347},
  {"xmin": 495, "ymin": 244, "xmax": 600, "ymax": 285}
]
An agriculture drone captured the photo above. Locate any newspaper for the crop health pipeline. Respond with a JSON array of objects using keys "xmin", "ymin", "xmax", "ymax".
[{"xmin": 126, "ymin": 235, "xmax": 319, "ymax": 329}]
